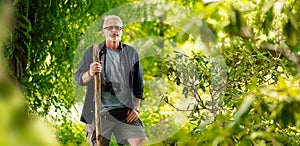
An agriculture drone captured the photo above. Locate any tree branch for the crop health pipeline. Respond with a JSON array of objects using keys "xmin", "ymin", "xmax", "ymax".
[{"xmin": 261, "ymin": 42, "xmax": 300, "ymax": 78}]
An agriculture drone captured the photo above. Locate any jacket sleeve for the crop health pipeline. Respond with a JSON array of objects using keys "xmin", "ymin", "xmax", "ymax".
[
  {"xmin": 75, "ymin": 47, "xmax": 93, "ymax": 86},
  {"xmin": 132, "ymin": 55, "xmax": 144, "ymax": 99}
]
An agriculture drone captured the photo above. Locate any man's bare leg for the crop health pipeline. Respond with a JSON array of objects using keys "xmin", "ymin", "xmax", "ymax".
[{"xmin": 127, "ymin": 137, "xmax": 147, "ymax": 146}]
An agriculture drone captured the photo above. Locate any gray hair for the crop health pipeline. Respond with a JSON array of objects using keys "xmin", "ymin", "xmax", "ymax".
[{"xmin": 102, "ymin": 15, "xmax": 123, "ymax": 28}]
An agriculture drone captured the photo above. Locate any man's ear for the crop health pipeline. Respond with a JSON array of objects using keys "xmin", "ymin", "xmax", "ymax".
[{"xmin": 101, "ymin": 29, "xmax": 105, "ymax": 36}]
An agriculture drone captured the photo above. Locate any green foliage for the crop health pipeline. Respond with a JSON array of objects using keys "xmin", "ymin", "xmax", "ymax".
[
  {"xmin": 0, "ymin": 75, "xmax": 60, "ymax": 146},
  {"xmin": 261, "ymin": 77, "xmax": 300, "ymax": 128},
  {"xmin": 153, "ymin": 0, "xmax": 300, "ymax": 145},
  {"xmin": 5, "ymin": 0, "xmax": 130, "ymax": 116},
  {"xmin": 4, "ymin": 0, "xmax": 129, "ymax": 145},
  {"xmin": 56, "ymin": 119, "xmax": 86, "ymax": 145},
  {"xmin": 4, "ymin": 0, "xmax": 300, "ymax": 145}
]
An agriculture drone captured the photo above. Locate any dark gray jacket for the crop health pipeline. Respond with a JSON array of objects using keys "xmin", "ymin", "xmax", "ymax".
[{"xmin": 75, "ymin": 41, "xmax": 144, "ymax": 124}]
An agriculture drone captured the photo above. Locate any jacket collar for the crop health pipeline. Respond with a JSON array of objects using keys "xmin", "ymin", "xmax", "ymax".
[{"xmin": 99, "ymin": 40, "xmax": 124, "ymax": 51}]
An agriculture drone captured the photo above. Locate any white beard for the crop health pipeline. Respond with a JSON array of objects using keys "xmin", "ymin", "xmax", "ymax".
[{"xmin": 108, "ymin": 36, "xmax": 120, "ymax": 42}]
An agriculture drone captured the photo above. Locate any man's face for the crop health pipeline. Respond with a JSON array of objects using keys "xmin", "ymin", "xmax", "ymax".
[{"xmin": 102, "ymin": 19, "xmax": 123, "ymax": 42}]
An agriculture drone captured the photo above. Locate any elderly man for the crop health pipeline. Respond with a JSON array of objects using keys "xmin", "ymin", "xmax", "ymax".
[{"xmin": 75, "ymin": 15, "xmax": 147, "ymax": 146}]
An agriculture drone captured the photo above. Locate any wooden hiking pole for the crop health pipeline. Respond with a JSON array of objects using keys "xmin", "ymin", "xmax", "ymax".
[{"xmin": 93, "ymin": 44, "xmax": 102, "ymax": 146}]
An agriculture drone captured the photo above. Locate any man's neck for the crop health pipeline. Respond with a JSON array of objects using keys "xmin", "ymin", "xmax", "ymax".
[{"xmin": 106, "ymin": 40, "xmax": 119, "ymax": 50}]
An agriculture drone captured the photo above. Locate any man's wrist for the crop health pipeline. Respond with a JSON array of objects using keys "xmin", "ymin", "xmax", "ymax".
[{"xmin": 87, "ymin": 71, "xmax": 93, "ymax": 77}]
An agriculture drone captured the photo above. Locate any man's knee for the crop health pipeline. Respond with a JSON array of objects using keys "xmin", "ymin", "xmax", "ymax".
[{"xmin": 127, "ymin": 137, "xmax": 147, "ymax": 146}]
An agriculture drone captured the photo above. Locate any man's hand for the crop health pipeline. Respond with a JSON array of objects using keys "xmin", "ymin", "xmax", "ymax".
[
  {"xmin": 126, "ymin": 109, "xmax": 139, "ymax": 123},
  {"xmin": 89, "ymin": 61, "xmax": 102, "ymax": 76},
  {"xmin": 82, "ymin": 61, "xmax": 102, "ymax": 84}
]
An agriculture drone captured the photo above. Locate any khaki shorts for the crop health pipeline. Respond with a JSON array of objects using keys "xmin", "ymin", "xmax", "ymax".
[{"xmin": 85, "ymin": 112, "xmax": 146, "ymax": 146}]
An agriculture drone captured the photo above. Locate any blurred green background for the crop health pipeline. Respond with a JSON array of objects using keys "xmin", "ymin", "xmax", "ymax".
[{"xmin": 1, "ymin": 0, "xmax": 300, "ymax": 145}]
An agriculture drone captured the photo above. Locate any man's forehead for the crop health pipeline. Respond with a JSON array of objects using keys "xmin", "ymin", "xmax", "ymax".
[{"xmin": 104, "ymin": 19, "xmax": 122, "ymax": 26}]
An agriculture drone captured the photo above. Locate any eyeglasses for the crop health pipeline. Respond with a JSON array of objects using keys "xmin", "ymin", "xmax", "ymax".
[{"xmin": 104, "ymin": 26, "xmax": 123, "ymax": 31}]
